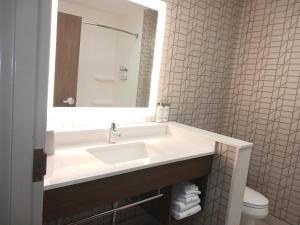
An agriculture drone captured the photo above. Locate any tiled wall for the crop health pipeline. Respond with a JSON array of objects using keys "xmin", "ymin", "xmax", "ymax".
[
  {"xmin": 136, "ymin": 9, "xmax": 158, "ymax": 107},
  {"xmin": 159, "ymin": 0, "xmax": 300, "ymax": 224},
  {"xmin": 158, "ymin": 0, "xmax": 241, "ymax": 131},
  {"xmin": 222, "ymin": 0, "xmax": 300, "ymax": 224},
  {"xmin": 195, "ymin": 143, "xmax": 236, "ymax": 225}
]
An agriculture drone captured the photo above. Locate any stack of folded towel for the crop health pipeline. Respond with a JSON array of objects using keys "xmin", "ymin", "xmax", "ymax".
[{"xmin": 171, "ymin": 182, "xmax": 202, "ymax": 220}]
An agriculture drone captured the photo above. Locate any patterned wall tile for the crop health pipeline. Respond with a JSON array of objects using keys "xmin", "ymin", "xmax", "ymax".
[
  {"xmin": 195, "ymin": 143, "xmax": 236, "ymax": 225},
  {"xmin": 159, "ymin": 0, "xmax": 300, "ymax": 224},
  {"xmin": 158, "ymin": 0, "xmax": 241, "ymax": 132},
  {"xmin": 221, "ymin": 0, "xmax": 300, "ymax": 224},
  {"xmin": 136, "ymin": 9, "xmax": 158, "ymax": 107}
]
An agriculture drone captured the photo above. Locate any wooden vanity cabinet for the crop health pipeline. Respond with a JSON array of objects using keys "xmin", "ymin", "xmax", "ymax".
[{"xmin": 43, "ymin": 155, "xmax": 213, "ymax": 224}]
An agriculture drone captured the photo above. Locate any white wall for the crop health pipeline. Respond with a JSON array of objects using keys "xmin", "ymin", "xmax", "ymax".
[
  {"xmin": 113, "ymin": 11, "xmax": 143, "ymax": 107},
  {"xmin": 58, "ymin": 1, "xmax": 143, "ymax": 107},
  {"xmin": 58, "ymin": 1, "xmax": 117, "ymax": 107},
  {"xmin": 0, "ymin": 0, "xmax": 14, "ymax": 224}
]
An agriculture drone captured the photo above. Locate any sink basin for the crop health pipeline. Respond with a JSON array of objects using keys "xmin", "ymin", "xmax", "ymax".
[{"xmin": 87, "ymin": 142, "xmax": 156, "ymax": 164}]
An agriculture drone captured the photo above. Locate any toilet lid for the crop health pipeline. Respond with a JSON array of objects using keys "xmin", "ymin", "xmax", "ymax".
[{"xmin": 243, "ymin": 187, "xmax": 269, "ymax": 209}]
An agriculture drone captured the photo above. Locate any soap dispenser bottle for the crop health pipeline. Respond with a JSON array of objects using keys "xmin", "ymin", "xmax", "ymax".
[
  {"xmin": 163, "ymin": 103, "xmax": 170, "ymax": 122},
  {"xmin": 155, "ymin": 102, "xmax": 164, "ymax": 123}
]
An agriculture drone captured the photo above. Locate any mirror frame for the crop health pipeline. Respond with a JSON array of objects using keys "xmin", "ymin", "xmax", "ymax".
[{"xmin": 47, "ymin": 0, "xmax": 166, "ymax": 130}]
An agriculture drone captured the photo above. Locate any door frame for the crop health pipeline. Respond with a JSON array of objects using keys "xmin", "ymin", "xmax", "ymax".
[
  {"xmin": 8, "ymin": 0, "xmax": 52, "ymax": 224},
  {"xmin": 0, "ymin": 0, "xmax": 15, "ymax": 224}
]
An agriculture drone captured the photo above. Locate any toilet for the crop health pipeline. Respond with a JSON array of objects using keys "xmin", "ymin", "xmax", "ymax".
[{"xmin": 240, "ymin": 187, "xmax": 269, "ymax": 225}]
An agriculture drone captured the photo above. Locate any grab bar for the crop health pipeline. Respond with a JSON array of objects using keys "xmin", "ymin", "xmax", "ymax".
[{"xmin": 67, "ymin": 192, "xmax": 163, "ymax": 225}]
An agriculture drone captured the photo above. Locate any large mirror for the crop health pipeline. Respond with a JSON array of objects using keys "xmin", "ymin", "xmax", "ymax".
[{"xmin": 53, "ymin": 0, "xmax": 158, "ymax": 107}]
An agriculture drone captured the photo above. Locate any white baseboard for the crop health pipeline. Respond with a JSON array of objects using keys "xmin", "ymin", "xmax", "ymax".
[{"xmin": 264, "ymin": 215, "xmax": 290, "ymax": 225}]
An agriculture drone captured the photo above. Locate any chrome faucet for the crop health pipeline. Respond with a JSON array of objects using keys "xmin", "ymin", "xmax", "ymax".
[{"xmin": 109, "ymin": 122, "xmax": 121, "ymax": 143}]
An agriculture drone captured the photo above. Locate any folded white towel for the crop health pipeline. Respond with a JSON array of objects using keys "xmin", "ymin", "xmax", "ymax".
[
  {"xmin": 172, "ymin": 205, "xmax": 201, "ymax": 220},
  {"xmin": 172, "ymin": 199, "xmax": 200, "ymax": 211},
  {"xmin": 176, "ymin": 193, "xmax": 201, "ymax": 200},
  {"xmin": 177, "ymin": 195, "xmax": 200, "ymax": 204},
  {"xmin": 174, "ymin": 182, "xmax": 199, "ymax": 192},
  {"xmin": 175, "ymin": 189, "xmax": 201, "ymax": 196}
]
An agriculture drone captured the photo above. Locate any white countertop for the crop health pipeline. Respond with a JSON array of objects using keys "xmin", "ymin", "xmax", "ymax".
[{"xmin": 44, "ymin": 122, "xmax": 252, "ymax": 190}]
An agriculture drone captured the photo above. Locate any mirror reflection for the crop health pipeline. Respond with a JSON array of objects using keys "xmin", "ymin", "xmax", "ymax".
[{"xmin": 53, "ymin": 0, "xmax": 158, "ymax": 107}]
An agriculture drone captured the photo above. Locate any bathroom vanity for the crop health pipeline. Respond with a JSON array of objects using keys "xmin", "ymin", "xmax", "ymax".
[
  {"xmin": 45, "ymin": 0, "xmax": 253, "ymax": 224},
  {"xmin": 44, "ymin": 156, "xmax": 212, "ymax": 224},
  {"xmin": 43, "ymin": 122, "xmax": 216, "ymax": 224},
  {"xmin": 43, "ymin": 122, "xmax": 252, "ymax": 225}
]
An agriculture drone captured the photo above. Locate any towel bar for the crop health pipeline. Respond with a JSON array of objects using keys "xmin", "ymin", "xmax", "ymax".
[{"xmin": 67, "ymin": 191, "xmax": 164, "ymax": 225}]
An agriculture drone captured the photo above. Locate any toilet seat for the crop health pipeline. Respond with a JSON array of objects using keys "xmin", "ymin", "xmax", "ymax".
[
  {"xmin": 241, "ymin": 186, "xmax": 269, "ymax": 224},
  {"xmin": 241, "ymin": 204, "xmax": 268, "ymax": 220},
  {"xmin": 242, "ymin": 187, "xmax": 269, "ymax": 209}
]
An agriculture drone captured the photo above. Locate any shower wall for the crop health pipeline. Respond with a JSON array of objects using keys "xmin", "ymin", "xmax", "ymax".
[{"xmin": 159, "ymin": 0, "xmax": 300, "ymax": 224}]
